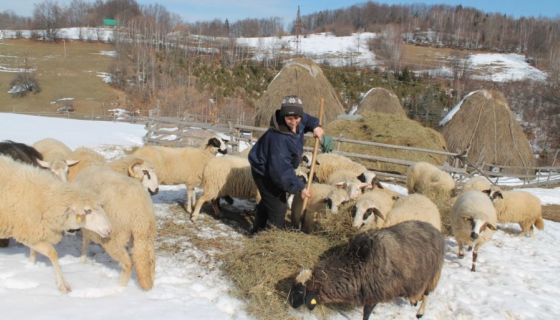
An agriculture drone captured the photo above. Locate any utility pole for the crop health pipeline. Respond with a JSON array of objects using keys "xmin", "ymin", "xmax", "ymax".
[{"xmin": 295, "ymin": 5, "xmax": 302, "ymax": 56}]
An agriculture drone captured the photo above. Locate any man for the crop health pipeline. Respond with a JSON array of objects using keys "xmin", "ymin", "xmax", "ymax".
[{"xmin": 249, "ymin": 95, "xmax": 324, "ymax": 233}]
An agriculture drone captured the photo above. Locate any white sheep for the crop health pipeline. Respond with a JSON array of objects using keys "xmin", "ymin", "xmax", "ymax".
[
  {"xmin": 133, "ymin": 137, "xmax": 227, "ymax": 213},
  {"xmin": 190, "ymin": 155, "xmax": 259, "ymax": 221},
  {"xmin": 383, "ymin": 194, "xmax": 442, "ymax": 231},
  {"xmin": 0, "ymin": 155, "xmax": 112, "ymax": 293},
  {"xmin": 462, "ymin": 176, "xmax": 493, "ymax": 192},
  {"xmin": 314, "ymin": 153, "xmax": 366, "ymax": 182},
  {"xmin": 74, "ymin": 166, "xmax": 156, "ymax": 290},
  {"xmin": 406, "ymin": 161, "xmax": 456, "ymax": 198},
  {"xmin": 66, "ymin": 147, "xmax": 106, "ymax": 182},
  {"xmin": 108, "ymin": 156, "xmax": 159, "ymax": 195},
  {"xmin": 485, "ymin": 189, "xmax": 544, "ymax": 236},
  {"xmin": 351, "ymin": 189, "xmax": 399, "ymax": 230},
  {"xmin": 326, "ymin": 169, "xmax": 370, "ymax": 199},
  {"xmin": 451, "ymin": 190, "xmax": 498, "ymax": 272},
  {"xmin": 33, "ymin": 137, "xmax": 79, "ymax": 181},
  {"xmin": 291, "ymin": 183, "xmax": 351, "ymax": 232}
]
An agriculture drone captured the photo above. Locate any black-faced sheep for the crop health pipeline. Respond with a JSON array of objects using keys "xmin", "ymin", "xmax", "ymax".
[
  {"xmin": 451, "ymin": 190, "xmax": 497, "ymax": 272},
  {"xmin": 406, "ymin": 161, "xmax": 456, "ymax": 198},
  {"xmin": 132, "ymin": 137, "xmax": 227, "ymax": 213},
  {"xmin": 74, "ymin": 166, "xmax": 156, "ymax": 290},
  {"xmin": 484, "ymin": 189, "xmax": 544, "ymax": 236},
  {"xmin": 33, "ymin": 137, "xmax": 79, "ymax": 181},
  {"xmin": 0, "ymin": 155, "xmax": 112, "ymax": 293},
  {"xmin": 289, "ymin": 220, "xmax": 445, "ymax": 319},
  {"xmin": 191, "ymin": 155, "xmax": 259, "ymax": 221},
  {"xmin": 351, "ymin": 189, "xmax": 399, "ymax": 230}
]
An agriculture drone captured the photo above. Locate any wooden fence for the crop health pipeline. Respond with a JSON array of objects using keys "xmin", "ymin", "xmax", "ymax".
[{"xmin": 144, "ymin": 116, "xmax": 560, "ymax": 188}]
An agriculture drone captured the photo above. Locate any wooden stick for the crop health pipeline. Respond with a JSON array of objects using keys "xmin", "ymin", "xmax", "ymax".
[{"xmin": 299, "ymin": 98, "xmax": 324, "ymax": 229}]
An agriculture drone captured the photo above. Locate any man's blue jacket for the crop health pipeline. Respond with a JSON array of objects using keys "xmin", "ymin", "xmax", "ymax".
[{"xmin": 249, "ymin": 110, "xmax": 320, "ymax": 194}]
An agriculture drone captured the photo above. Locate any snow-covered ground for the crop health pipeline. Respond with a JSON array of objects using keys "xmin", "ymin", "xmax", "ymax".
[{"xmin": 1, "ymin": 113, "xmax": 559, "ymax": 320}]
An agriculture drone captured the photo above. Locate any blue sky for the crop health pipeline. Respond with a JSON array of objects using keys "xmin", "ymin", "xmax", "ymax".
[{"xmin": 1, "ymin": 0, "xmax": 559, "ymax": 24}]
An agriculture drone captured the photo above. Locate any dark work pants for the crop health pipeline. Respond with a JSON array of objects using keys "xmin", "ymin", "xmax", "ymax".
[{"xmin": 251, "ymin": 170, "xmax": 288, "ymax": 233}]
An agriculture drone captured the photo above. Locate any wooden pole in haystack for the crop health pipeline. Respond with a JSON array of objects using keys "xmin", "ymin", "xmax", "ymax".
[{"xmin": 299, "ymin": 97, "xmax": 324, "ymax": 231}]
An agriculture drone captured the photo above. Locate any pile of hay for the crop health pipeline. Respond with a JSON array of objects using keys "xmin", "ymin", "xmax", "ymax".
[
  {"xmin": 356, "ymin": 87, "xmax": 407, "ymax": 117},
  {"xmin": 441, "ymin": 90, "xmax": 534, "ymax": 174},
  {"xmin": 325, "ymin": 111, "xmax": 449, "ymax": 174},
  {"xmin": 254, "ymin": 58, "xmax": 345, "ymax": 127},
  {"xmin": 222, "ymin": 205, "xmax": 358, "ymax": 319}
]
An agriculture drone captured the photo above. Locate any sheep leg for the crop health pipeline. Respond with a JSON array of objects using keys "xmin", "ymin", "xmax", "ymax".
[
  {"xmin": 416, "ymin": 295, "xmax": 428, "ymax": 318},
  {"xmin": 80, "ymin": 232, "xmax": 91, "ymax": 262},
  {"xmin": 211, "ymin": 199, "xmax": 222, "ymax": 217},
  {"xmin": 184, "ymin": 186, "xmax": 193, "ymax": 213},
  {"xmin": 29, "ymin": 248, "xmax": 37, "ymax": 264},
  {"xmin": 101, "ymin": 242, "xmax": 133, "ymax": 287},
  {"xmin": 457, "ymin": 241, "xmax": 464, "ymax": 258},
  {"xmin": 363, "ymin": 303, "xmax": 376, "ymax": 320},
  {"xmin": 471, "ymin": 244, "xmax": 480, "ymax": 272},
  {"xmin": 29, "ymin": 241, "xmax": 71, "ymax": 293},
  {"xmin": 191, "ymin": 194, "xmax": 210, "ymax": 221}
]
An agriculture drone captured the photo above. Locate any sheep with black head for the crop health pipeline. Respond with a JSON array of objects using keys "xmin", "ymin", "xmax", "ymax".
[{"xmin": 289, "ymin": 220, "xmax": 445, "ymax": 319}]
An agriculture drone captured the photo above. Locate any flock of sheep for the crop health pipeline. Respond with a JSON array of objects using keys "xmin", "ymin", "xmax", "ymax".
[{"xmin": 0, "ymin": 136, "xmax": 545, "ymax": 319}]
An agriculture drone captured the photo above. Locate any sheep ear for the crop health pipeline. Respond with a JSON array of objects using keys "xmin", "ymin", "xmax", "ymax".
[
  {"xmin": 37, "ymin": 159, "xmax": 51, "ymax": 169},
  {"xmin": 373, "ymin": 208, "xmax": 384, "ymax": 220},
  {"xmin": 492, "ymin": 191, "xmax": 503, "ymax": 200},
  {"xmin": 66, "ymin": 159, "xmax": 80, "ymax": 167},
  {"xmin": 357, "ymin": 173, "xmax": 366, "ymax": 183},
  {"xmin": 373, "ymin": 179, "xmax": 384, "ymax": 189},
  {"xmin": 335, "ymin": 182, "xmax": 347, "ymax": 189},
  {"xmin": 392, "ymin": 195, "xmax": 400, "ymax": 201},
  {"xmin": 482, "ymin": 189, "xmax": 491, "ymax": 195},
  {"xmin": 487, "ymin": 223, "xmax": 497, "ymax": 231},
  {"xmin": 305, "ymin": 292, "xmax": 318, "ymax": 310},
  {"xmin": 128, "ymin": 159, "xmax": 143, "ymax": 177},
  {"xmin": 359, "ymin": 183, "xmax": 370, "ymax": 190}
]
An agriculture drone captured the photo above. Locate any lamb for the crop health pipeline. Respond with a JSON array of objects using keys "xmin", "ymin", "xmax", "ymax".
[
  {"xmin": 33, "ymin": 138, "xmax": 79, "ymax": 181},
  {"xmin": 190, "ymin": 155, "xmax": 259, "ymax": 221},
  {"xmin": 133, "ymin": 137, "xmax": 227, "ymax": 213},
  {"xmin": 462, "ymin": 176, "xmax": 493, "ymax": 192},
  {"xmin": 484, "ymin": 189, "xmax": 544, "ymax": 236},
  {"xmin": 451, "ymin": 190, "xmax": 497, "ymax": 272},
  {"xmin": 74, "ymin": 166, "xmax": 156, "ymax": 290},
  {"xmin": 383, "ymin": 194, "xmax": 442, "ymax": 231},
  {"xmin": 406, "ymin": 161, "xmax": 457, "ymax": 198},
  {"xmin": 0, "ymin": 155, "xmax": 112, "ymax": 293},
  {"xmin": 289, "ymin": 220, "xmax": 445, "ymax": 319},
  {"xmin": 351, "ymin": 189, "xmax": 399, "ymax": 230}
]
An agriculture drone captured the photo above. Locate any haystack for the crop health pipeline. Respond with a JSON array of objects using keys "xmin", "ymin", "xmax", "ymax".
[
  {"xmin": 254, "ymin": 58, "xmax": 345, "ymax": 127},
  {"xmin": 357, "ymin": 87, "xmax": 407, "ymax": 117},
  {"xmin": 441, "ymin": 90, "xmax": 534, "ymax": 174},
  {"xmin": 325, "ymin": 111, "xmax": 448, "ymax": 174}
]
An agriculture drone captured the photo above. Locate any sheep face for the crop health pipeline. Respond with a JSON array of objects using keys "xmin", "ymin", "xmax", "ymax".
[
  {"xmin": 461, "ymin": 216, "xmax": 496, "ymax": 241},
  {"xmin": 335, "ymin": 181, "xmax": 368, "ymax": 199},
  {"xmin": 129, "ymin": 161, "xmax": 159, "ymax": 195},
  {"xmin": 351, "ymin": 200, "xmax": 384, "ymax": 230},
  {"xmin": 67, "ymin": 205, "xmax": 112, "ymax": 238},
  {"xmin": 47, "ymin": 159, "xmax": 79, "ymax": 181},
  {"xmin": 289, "ymin": 269, "xmax": 318, "ymax": 310},
  {"xmin": 325, "ymin": 189, "xmax": 350, "ymax": 214},
  {"xmin": 301, "ymin": 152, "xmax": 313, "ymax": 168},
  {"xmin": 357, "ymin": 171, "xmax": 377, "ymax": 186},
  {"xmin": 207, "ymin": 137, "xmax": 227, "ymax": 155}
]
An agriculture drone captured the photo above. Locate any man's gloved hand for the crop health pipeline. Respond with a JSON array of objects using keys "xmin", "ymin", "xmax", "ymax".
[{"xmin": 320, "ymin": 135, "xmax": 334, "ymax": 153}]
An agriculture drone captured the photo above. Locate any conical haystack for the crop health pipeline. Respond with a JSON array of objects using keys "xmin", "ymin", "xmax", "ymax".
[
  {"xmin": 357, "ymin": 87, "xmax": 407, "ymax": 117},
  {"xmin": 254, "ymin": 58, "xmax": 345, "ymax": 127},
  {"xmin": 325, "ymin": 112, "xmax": 448, "ymax": 174},
  {"xmin": 441, "ymin": 89, "xmax": 534, "ymax": 174}
]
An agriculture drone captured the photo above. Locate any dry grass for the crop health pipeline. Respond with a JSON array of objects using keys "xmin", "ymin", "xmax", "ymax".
[
  {"xmin": 400, "ymin": 44, "xmax": 476, "ymax": 69},
  {"xmin": 543, "ymin": 205, "xmax": 560, "ymax": 222},
  {"xmin": 0, "ymin": 39, "xmax": 122, "ymax": 116},
  {"xmin": 325, "ymin": 111, "xmax": 448, "ymax": 174}
]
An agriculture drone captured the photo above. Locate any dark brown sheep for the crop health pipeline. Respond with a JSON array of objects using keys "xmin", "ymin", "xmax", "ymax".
[{"xmin": 289, "ymin": 220, "xmax": 445, "ymax": 319}]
